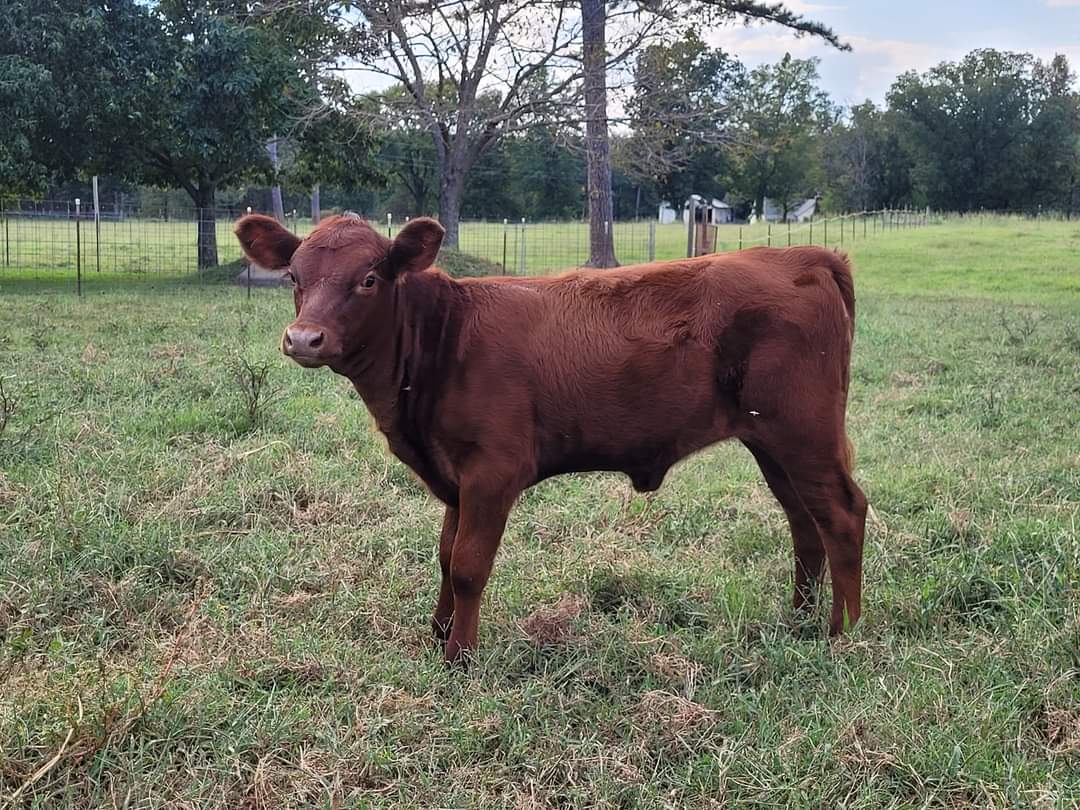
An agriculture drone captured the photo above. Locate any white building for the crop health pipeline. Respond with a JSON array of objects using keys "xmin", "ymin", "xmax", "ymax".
[
  {"xmin": 752, "ymin": 197, "xmax": 819, "ymax": 223},
  {"xmin": 682, "ymin": 196, "xmax": 733, "ymax": 226}
]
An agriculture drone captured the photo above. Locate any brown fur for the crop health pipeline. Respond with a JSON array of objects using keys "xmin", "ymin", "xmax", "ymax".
[{"xmin": 235, "ymin": 215, "xmax": 869, "ymax": 662}]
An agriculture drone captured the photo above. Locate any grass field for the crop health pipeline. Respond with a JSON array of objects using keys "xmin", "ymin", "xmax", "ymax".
[{"xmin": 1, "ymin": 220, "xmax": 1078, "ymax": 807}]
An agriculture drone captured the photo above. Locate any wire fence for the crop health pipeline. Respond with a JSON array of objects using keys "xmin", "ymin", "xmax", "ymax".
[{"xmin": 0, "ymin": 199, "xmax": 962, "ymax": 295}]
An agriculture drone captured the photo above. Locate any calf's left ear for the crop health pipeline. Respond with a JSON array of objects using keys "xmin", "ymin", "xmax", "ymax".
[
  {"xmin": 388, "ymin": 217, "xmax": 444, "ymax": 277},
  {"xmin": 235, "ymin": 214, "xmax": 302, "ymax": 269}
]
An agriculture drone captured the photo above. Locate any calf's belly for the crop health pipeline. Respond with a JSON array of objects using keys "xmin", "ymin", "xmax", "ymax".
[{"xmin": 534, "ymin": 402, "xmax": 733, "ymax": 491}]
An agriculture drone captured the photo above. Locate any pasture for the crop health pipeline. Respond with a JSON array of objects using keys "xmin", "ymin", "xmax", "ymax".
[{"xmin": 1, "ymin": 219, "xmax": 1078, "ymax": 807}]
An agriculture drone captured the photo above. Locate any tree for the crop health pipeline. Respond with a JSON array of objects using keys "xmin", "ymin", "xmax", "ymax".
[
  {"xmin": 279, "ymin": 106, "xmax": 386, "ymax": 219},
  {"xmin": 1026, "ymin": 55, "xmax": 1080, "ymax": 214},
  {"xmin": 580, "ymin": 0, "xmax": 845, "ymax": 264},
  {"xmin": 822, "ymin": 101, "xmax": 913, "ymax": 211},
  {"xmin": 349, "ymin": 0, "xmax": 596, "ymax": 249},
  {"xmin": 582, "ymin": 0, "xmax": 618, "ymax": 265},
  {"xmin": 887, "ymin": 49, "xmax": 1038, "ymax": 212},
  {"xmin": 724, "ymin": 54, "xmax": 835, "ymax": 218},
  {"xmin": 0, "ymin": 0, "xmax": 162, "ymax": 196},
  {"xmin": 618, "ymin": 31, "xmax": 742, "ymax": 207}
]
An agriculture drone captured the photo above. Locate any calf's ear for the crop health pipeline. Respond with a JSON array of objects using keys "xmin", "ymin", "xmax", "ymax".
[
  {"xmin": 235, "ymin": 214, "xmax": 302, "ymax": 269},
  {"xmin": 388, "ymin": 217, "xmax": 444, "ymax": 277}
]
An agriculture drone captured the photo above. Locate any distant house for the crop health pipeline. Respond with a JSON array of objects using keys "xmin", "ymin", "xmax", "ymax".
[
  {"xmin": 682, "ymin": 195, "xmax": 733, "ymax": 226},
  {"xmin": 752, "ymin": 197, "xmax": 818, "ymax": 223}
]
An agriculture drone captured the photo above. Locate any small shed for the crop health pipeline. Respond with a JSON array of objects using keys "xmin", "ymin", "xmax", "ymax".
[
  {"xmin": 658, "ymin": 201, "xmax": 678, "ymax": 225},
  {"xmin": 682, "ymin": 195, "xmax": 732, "ymax": 226}
]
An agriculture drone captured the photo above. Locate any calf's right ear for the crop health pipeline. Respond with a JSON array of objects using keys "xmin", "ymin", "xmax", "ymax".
[{"xmin": 234, "ymin": 214, "xmax": 302, "ymax": 269}]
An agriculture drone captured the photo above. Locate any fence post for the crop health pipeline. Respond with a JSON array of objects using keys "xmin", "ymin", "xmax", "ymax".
[
  {"xmin": 502, "ymin": 218, "xmax": 508, "ymax": 272},
  {"xmin": 92, "ymin": 175, "xmax": 101, "ymax": 272},
  {"xmin": 863, "ymin": 213, "xmax": 867, "ymax": 238},
  {"xmin": 767, "ymin": 223, "xmax": 772, "ymax": 247},
  {"xmin": 1, "ymin": 200, "xmax": 7, "ymax": 268},
  {"xmin": 386, "ymin": 212, "xmax": 392, "ymax": 238},
  {"xmin": 738, "ymin": 226, "xmax": 743, "ymax": 250},
  {"xmin": 809, "ymin": 216, "xmax": 813, "ymax": 245},
  {"xmin": 648, "ymin": 221, "xmax": 656, "ymax": 262},
  {"xmin": 824, "ymin": 217, "xmax": 828, "ymax": 248},
  {"xmin": 787, "ymin": 220, "xmax": 791, "ymax": 246},
  {"xmin": 519, "ymin": 217, "xmax": 526, "ymax": 274},
  {"xmin": 75, "ymin": 198, "xmax": 82, "ymax": 297},
  {"xmin": 686, "ymin": 197, "xmax": 697, "ymax": 258},
  {"xmin": 840, "ymin": 215, "xmax": 844, "ymax": 247}
]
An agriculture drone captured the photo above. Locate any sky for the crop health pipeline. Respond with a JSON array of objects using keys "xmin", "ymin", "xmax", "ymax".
[
  {"xmin": 344, "ymin": 1, "xmax": 1080, "ymax": 111},
  {"xmin": 711, "ymin": 0, "xmax": 1080, "ymax": 106}
]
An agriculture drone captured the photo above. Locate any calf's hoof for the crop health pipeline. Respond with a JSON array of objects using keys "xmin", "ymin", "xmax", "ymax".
[{"xmin": 442, "ymin": 637, "xmax": 475, "ymax": 668}]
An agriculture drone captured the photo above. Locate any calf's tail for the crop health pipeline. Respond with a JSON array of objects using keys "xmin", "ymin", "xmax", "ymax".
[{"xmin": 827, "ymin": 251, "xmax": 857, "ymax": 475}]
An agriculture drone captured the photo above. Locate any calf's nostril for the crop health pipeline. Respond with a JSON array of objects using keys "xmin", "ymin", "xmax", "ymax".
[
  {"xmin": 310, "ymin": 332, "xmax": 325, "ymax": 349},
  {"xmin": 284, "ymin": 331, "xmax": 294, "ymax": 348}
]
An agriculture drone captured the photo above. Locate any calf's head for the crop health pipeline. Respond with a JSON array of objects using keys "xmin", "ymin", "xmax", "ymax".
[{"xmin": 234, "ymin": 214, "xmax": 444, "ymax": 371}]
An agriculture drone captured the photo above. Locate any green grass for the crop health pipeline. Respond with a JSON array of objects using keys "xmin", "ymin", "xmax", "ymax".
[{"xmin": 1, "ymin": 219, "xmax": 1078, "ymax": 807}]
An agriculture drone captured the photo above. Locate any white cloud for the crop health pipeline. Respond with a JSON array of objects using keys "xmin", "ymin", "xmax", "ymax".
[
  {"xmin": 1045, "ymin": 0, "xmax": 1080, "ymax": 7},
  {"xmin": 700, "ymin": 22, "xmax": 953, "ymax": 104}
]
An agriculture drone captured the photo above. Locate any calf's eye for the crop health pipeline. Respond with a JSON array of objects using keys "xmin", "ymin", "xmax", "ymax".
[{"xmin": 362, "ymin": 274, "xmax": 377, "ymax": 289}]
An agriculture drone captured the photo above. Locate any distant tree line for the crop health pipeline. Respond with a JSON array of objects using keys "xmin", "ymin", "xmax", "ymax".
[{"xmin": 3, "ymin": 1, "xmax": 1078, "ymax": 267}]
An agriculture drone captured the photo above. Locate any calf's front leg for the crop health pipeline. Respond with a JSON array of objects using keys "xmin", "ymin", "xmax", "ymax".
[
  {"xmin": 432, "ymin": 505, "xmax": 459, "ymax": 643},
  {"xmin": 443, "ymin": 481, "xmax": 518, "ymax": 665}
]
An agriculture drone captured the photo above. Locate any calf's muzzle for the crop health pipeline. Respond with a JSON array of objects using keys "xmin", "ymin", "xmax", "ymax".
[{"xmin": 283, "ymin": 321, "xmax": 332, "ymax": 367}]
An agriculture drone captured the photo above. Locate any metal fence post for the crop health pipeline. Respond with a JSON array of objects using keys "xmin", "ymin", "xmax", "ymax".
[
  {"xmin": 75, "ymin": 198, "xmax": 82, "ymax": 296},
  {"xmin": 840, "ymin": 216, "xmax": 844, "ymax": 246},
  {"xmin": 738, "ymin": 226, "xmax": 743, "ymax": 250},
  {"xmin": 864, "ymin": 213, "xmax": 867, "ymax": 239},
  {"xmin": 502, "ymin": 218, "xmax": 508, "ymax": 272},
  {"xmin": 648, "ymin": 220, "xmax": 656, "ymax": 262},
  {"xmin": 824, "ymin": 217, "xmax": 828, "ymax": 248},
  {"xmin": 787, "ymin": 220, "xmax": 791, "ymax": 246},
  {"xmin": 387, "ymin": 212, "xmax": 392, "ymax": 238},
  {"xmin": 519, "ymin": 217, "xmax": 526, "ymax": 274},
  {"xmin": 1, "ymin": 200, "xmax": 7, "ymax": 268},
  {"xmin": 92, "ymin": 175, "xmax": 101, "ymax": 272},
  {"xmin": 686, "ymin": 197, "xmax": 696, "ymax": 258},
  {"xmin": 809, "ymin": 216, "xmax": 813, "ymax": 245}
]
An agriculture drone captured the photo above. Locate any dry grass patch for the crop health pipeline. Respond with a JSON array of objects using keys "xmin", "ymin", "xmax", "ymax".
[{"xmin": 519, "ymin": 594, "xmax": 585, "ymax": 647}]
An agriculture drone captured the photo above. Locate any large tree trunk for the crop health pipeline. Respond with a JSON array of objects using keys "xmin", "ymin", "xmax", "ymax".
[
  {"xmin": 267, "ymin": 137, "xmax": 286, "ymax": 223},
  {"xmin": 194, "ymin": 182, "xmax": 218, "ymax": 269},
  {"xmin": 438, "ymin": 166, "xmax": 467, "ymax": 249},
  {"xmin": 311, "ymin": 183, "xmax": 321, "ymax": 224},
  {"xmin": 582, "ymin": 0, "xmax": 617, "ymax": 268}
]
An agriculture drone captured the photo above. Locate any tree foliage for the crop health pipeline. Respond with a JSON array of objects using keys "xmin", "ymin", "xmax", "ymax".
[
  {"xmin": 724, "ymin": 54, "xmax": 836, "ymax": 217},
  {"xmin": 619, "ymin": 31, "xmax": 742, "ymax": 207},
  {"xmin": 886, "ymin": 49, "xmax": 1080, "ymax": 213}
]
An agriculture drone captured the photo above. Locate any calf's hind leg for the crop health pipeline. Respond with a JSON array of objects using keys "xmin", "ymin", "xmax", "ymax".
[
  {"xmin": 778, "ymin": 452, "xmax": 867, "ymax": 635},
  {"xmin": 744, "ymin": 442, "xmax": 827, "ymax": 614}
]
